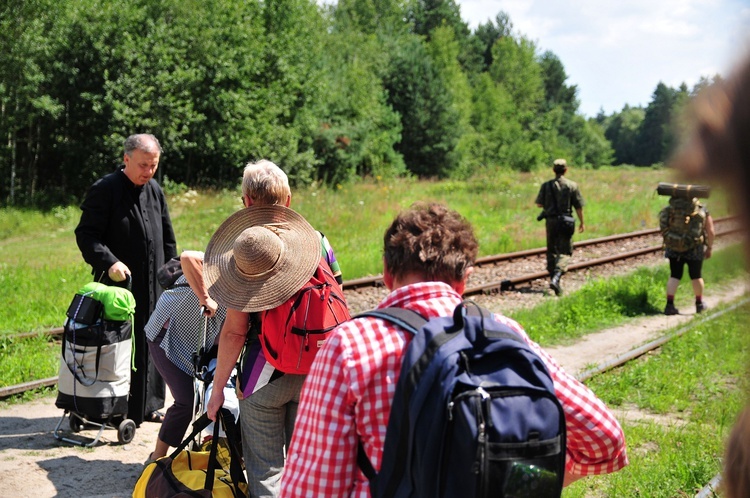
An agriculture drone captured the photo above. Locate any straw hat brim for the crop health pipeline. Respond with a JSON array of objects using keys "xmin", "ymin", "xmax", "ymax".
[{"xmin": 203, "ymin": 205, "xmax": 321, "ymax": 312}]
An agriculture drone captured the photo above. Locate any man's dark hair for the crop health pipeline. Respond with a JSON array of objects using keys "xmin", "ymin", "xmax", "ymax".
[
  {"xmin": 383, "ymin": 202, "xmax": 478, "ymax": 284},
  {"xmin": 553, "ymin": 158, "xmax": 567, "ymax": 174}
]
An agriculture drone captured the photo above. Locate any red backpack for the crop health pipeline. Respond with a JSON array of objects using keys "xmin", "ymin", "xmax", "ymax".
[{"xmin": 259, "ymin": 258, "xmax": 351, "ymax": 374}]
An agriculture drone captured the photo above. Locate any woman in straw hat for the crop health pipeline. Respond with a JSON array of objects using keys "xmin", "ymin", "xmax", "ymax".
[{"xmin": 203, "ymin": 160, "xmax": 342, "ymax": 498}]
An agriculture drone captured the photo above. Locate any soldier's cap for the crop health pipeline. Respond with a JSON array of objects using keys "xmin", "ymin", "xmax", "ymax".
[{"xmin": 553, "ymin": 158, "xmax": 567, "ymax": 172}]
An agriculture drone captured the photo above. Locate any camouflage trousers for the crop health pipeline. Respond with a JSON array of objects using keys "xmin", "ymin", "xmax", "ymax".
[{"xmin": 545, "ymin": 220, "xmax": 573, "ymax": 274}]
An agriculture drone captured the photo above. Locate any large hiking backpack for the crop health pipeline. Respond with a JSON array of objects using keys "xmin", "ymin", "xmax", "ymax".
[
  {"xmin": 356, "ymin": 302, "xmax": 566, "ymax": 498},
  {"xmin": 659, "ymin": 197, "xmax": 706, "ymax": 252},
  {"xmin": 259, "ymin": 257, "xmax": 351, "ymax": 374}
]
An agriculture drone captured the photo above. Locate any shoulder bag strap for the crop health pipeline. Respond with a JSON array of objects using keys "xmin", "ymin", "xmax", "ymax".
[{"xmin": 353, "ymin": 308, "xmax": 427, "ymax": 482}]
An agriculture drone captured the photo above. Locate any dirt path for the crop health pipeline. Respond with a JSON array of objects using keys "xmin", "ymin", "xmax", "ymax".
[{"xmin": 0, "ymin": 280, "xmax": 747, "ymax": 498}]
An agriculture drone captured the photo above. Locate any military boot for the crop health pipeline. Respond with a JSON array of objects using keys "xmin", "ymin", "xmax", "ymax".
[
  {"xmin": 664, "ymin": 302, "xmax": 679, "ymax": 315},
  {"xmin": 550, "ymin": 271, "xmax": 562, "ymax": 296}
]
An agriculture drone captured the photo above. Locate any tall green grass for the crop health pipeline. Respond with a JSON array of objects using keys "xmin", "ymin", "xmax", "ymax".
[
  {"xmin": 0, "ymin": 166, "xmax": 733, "ymax": 333},
  {"xmin": 0, "ymin": 334, "xmax": 59, "ymax": 388},
  {"xmin": 563, "ymin": 302, "xmax": 750, "ymax": 497}
]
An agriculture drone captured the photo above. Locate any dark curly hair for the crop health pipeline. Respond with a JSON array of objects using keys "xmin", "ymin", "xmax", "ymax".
[{"xmin": 383, "ymin": 202, "xmax": 478, "ymax": 285}]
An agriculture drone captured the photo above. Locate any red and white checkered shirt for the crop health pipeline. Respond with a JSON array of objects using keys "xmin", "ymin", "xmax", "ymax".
[{"xmin": 280, "ymin": 282, "xmax": 628, "ymax": 497}]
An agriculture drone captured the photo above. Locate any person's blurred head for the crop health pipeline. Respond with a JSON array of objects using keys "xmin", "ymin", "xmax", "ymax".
[
  {"xmin": 669, "ymin": 52, "xmax": 750, "ymax": 498},
  {"xmin": 122, "ymin": 134, "xmax": 161, "ymax": 186},
  {"xmin": 670, "ymin": 53, "xmax": 750, "ymax": 244},
  {"xmin": 723, "ymin": 406, "xmax": 750, "ymax": 498},
  {"xmin": 382, "ymin": 202, "xmax": 477, "ymax": 289},
  {"xmin": 553, "ymin": 158, "xmax": 568, "ymax": 175},
  {"xmin": 242, "ymin": 160, "xmax": 291, "ymax": 207}
]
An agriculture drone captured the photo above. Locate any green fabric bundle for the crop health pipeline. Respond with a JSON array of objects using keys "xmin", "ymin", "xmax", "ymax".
[{"xmin": 78, "ymin": 282, "xmax": 136, "ymax": 321}]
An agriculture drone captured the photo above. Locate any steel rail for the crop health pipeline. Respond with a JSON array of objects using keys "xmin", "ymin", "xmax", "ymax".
[
  {"xmin": 0, "ymin": 377, "xmax": 58, "ymax": 399},
  {"xmin": 483, "ymin": 246, "xmax": 663, "ymax": 294},
  {"xmin": 342, "ymin": 227, "xmax": 666, "ymax": 290},
  {"xmin": 695, "ymin": 473, "xmax": 722, "ymax": 498},
  {"xmin": 22, "ymin": 233, "xmax": 663, "ymax": 337},
  {"xmin": 576, "ymin": 297, "xmax": 750, "ymax": 382},
  {"xmin": 14, "ymin": 329, "xmax": 64, "ymax": 340}
]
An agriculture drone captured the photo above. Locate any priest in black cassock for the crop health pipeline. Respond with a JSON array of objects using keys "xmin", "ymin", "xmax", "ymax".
[{"xmin": 75, "ymin": 133, "xmax": 177, "ymax": 426}]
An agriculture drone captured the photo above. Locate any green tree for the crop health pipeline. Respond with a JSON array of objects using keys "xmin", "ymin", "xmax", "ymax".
[
  {"xmin": 576, "ymin": 117, "xmax": 614, "ymax": 167},
  {"xmin": 467, "ymin": 12, "xmax": 513, "ymax": 72},
  {"xmin": 311, "ymin": 28, "xmax": 405, "ymax": 183},
  {"xmin": 0, "ymin": 0, "xmax": 67, "ymax": 206},
  {"xmin": 666, "ymin": 83, "xmax": 691, "ymax": 158},
  {"xmin": 605, "ymin": 105, "xmax": 646, "ymax": 165},
  {"xmin": 635, "ymin": 82, "xmax": 678, "ymax": 165},
  {"xmin": 333, "ymin": 0, "xmax": 409, "ymax": 35},
  {"xmin": 489, "ymin": 34, "xmax": 544, "ymax": 114},
  {"xmin": 481, "ymin": 30, "xmax": 547, "ymax": 171},
  {"xmin": 410, "ymin": 0, "xmax": 467, "ymax": 38},
  {"xmin": 539, "ymin": 51, "xmax": 577, "ymax": 113},
  {"xmin": 384, "ymin": 35, "xmax": 460, "ymax": 177},
  {"xmin": 425, "ymin": 26, "xmax": 475, "ymax": 176},
  {"xmin": 467, "ymin": 72, "xmax": 517, "ymax": 168}
]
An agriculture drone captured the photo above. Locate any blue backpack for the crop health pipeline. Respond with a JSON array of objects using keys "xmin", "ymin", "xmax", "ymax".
[{"xmin": 356, "ymin": 302, "xmax": 566, "ymax": 498}]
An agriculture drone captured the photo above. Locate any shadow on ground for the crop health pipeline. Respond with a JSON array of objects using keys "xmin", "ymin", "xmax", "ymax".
[{"xmin": 37, "ymin": 455, "xmax": 143, "ymax": 498}]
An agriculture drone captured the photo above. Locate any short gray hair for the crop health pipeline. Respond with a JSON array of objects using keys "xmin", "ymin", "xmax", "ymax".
[
  {"xmin": 124, "ymin": 134, "xmax": 162, "ymax": 156},
  {"xmin": 242, "ymin": 160, "xmax": 291, "ymax": 205}
]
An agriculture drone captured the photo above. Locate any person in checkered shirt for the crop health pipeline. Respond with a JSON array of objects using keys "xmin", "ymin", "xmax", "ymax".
[{"xmin": 280, "ymin": 202, "xmax": 628, "ymax": 497}]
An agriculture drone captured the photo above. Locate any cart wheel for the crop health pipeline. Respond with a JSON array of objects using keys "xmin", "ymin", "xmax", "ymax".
[
  {"xmin": 69, "ymin": 416, "xmax": 83, "ymax": 433},
  {"xmin": 117, "ymin": 419, "xmax": 136, "ymax": 444}
]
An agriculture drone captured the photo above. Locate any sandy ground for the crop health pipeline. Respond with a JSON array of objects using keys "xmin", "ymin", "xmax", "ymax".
[{"xmin": 0, "ymin": 281, "xmax": 747, "ymax": 498}]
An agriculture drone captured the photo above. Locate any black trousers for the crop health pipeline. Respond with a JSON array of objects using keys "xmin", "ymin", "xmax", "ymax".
[{"xmin": 128, "ymin": 313, "xmax": 166, "ymax": 426}]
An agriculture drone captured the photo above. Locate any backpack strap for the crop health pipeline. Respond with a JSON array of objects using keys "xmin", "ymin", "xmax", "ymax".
[
  {"xmin": 353, "ymin": 308, "xmax": 427, "ymax": 482},
  {"xmin": 356, "ymin": 308, "xmax": 427, "ymax": 335},
  {"xmin": 461, "ymin": 301, "xmax": 526, "ymax": 344}
]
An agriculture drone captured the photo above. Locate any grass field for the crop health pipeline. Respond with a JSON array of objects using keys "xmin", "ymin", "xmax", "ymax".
[
  {"xmin": 564, "ymin": 300, "xmax": 750, "ymax": 497},
  {"xmin": 0, "ymin": 165, "xmax": 733, "ymax": 334}
]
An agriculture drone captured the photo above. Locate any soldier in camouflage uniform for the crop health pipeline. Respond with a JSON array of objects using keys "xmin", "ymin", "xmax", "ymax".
[{"xmin": 535, "ymin": 159, "xmax": 585, "ymax": 295}]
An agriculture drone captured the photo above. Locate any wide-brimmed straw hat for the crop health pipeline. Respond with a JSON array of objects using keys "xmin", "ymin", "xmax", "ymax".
[{"xmin": 203, "ymin": 205, "xmax": 320, "ymax": 312}]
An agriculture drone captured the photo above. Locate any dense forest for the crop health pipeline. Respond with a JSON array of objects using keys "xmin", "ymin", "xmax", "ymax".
[{"xmin": 0, "ymin": 0, "xmax": 720, "ymax": 207}]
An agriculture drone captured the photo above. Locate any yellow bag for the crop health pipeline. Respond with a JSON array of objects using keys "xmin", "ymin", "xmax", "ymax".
[
  {"xmin": 200, "ymin": 436, "xmax": 235, "ymax": 472},
  {"xmin": 133, "ymin": 410, "xmax": 246, "ymax": 498}
]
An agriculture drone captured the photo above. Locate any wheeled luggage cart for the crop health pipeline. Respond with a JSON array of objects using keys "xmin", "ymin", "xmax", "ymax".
[
  {"xmin": 189, "ymin": 310, "xmax": 211, "ymax": 449},
  {"xmin": 54, "ymin": 282, "xmax": 136, "ymax": 447},
  {"xmin": 189, "ymin": 309, "xmax": 240, "ymax": 451}
]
